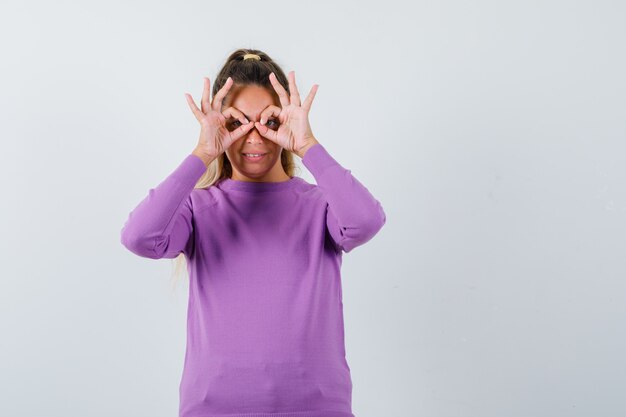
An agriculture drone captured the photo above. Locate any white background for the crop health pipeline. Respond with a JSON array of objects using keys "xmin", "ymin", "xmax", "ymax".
[{"xmin": 1, "ymin": 0, "xmax": 625, "ymax": 416}]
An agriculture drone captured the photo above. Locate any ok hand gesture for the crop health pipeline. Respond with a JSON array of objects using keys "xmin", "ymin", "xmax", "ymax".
[
  {"xmin": 185, "ymin": 77, "xmax": 255, "ymax": 162},
  {"xmin": 254, "ymin": 71, "xmax": 320, "ymax": 159}
]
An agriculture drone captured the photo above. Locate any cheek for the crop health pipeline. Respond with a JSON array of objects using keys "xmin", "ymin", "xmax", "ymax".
[
  {"xmin": 225, "ymin": 139, "xmax": 244, "ymax": 159},
  {"xmin": 269, "ymin": 142, "xmax": 283, "ymax": 154}
]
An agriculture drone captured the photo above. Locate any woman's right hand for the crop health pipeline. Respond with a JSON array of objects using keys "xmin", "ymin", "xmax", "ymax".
[{"xmin": 185, "ymin": 76, "xmax": 254, "ymax": 164}]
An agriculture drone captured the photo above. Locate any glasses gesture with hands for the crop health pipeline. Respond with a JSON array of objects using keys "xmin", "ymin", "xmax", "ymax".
[{"xmin": 185, "ymin": 71, "xmax": 320, "ymax": 165}]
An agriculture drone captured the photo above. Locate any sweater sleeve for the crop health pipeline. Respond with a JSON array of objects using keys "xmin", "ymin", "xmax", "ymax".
[
  {"xmin": 301, "ymin": 143, "xmax": 386, "ymax": 253},
  {"xmin": 120, "ymin": 154, "xmax": 208, "ymax": 259}
]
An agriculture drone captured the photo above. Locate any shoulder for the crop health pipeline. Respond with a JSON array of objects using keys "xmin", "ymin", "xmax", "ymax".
[
  {"xmin": 291, "ymin": 177, "xmax": 327, "ymax": 201},
  {"xmin": 187, "ymin": 186, "xmax": 219, "ymax": 213}
]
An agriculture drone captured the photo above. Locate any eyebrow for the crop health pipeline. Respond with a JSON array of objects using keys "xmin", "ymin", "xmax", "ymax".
[
  {"xmin": 228, "ymin": 114, "xmax": 278, "ymax": 123},
  {"xmin": 226, "ymin": 112, "xmax": 252, "ymax": 120},
  {"xmin": 227, "ymin": 107, "xmax": 275, "ymax": 121}
]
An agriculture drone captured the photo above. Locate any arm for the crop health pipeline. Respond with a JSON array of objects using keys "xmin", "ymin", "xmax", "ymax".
[
  {"xmin": 301, "ymin": 143, "xmax": 386, "ymax": 253},
  {"xmin": 120, "ymin": 153, "xmax": 208, "ymax": 259}
]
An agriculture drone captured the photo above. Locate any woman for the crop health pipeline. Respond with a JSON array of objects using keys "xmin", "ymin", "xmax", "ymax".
[{"xmin": 120, "ymin": 49, "xmax": 386, "ymax": 417}]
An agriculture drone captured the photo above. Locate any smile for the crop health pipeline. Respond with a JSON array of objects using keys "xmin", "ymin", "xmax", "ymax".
[{"xmin": 242, "ymin": 153, "xmax": 267, "ymax": 162}]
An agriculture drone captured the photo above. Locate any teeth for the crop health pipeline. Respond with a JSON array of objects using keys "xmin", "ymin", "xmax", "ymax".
[{"xmin": 244, "ymin": 153, "xmax": 263, "ymax": 157}]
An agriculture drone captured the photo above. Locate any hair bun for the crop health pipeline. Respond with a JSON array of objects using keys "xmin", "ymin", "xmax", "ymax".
[{"xmin": 243, "ymin": 53, "xmax": 261, "ymax": 61}]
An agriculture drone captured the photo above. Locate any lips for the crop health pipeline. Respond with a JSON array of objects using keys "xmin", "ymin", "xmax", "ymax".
[{"xmin": 242, "ymin": 153, "xmax": 267, "ymax": 162}]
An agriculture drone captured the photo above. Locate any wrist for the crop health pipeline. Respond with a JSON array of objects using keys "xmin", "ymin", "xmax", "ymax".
[
  {"xmin": 298, "ymin": 138, "xmax": 320, "ymax": 159},
  {"xmin": 192, "ymin": 148, "xmax": 216, "ymax": 167}
]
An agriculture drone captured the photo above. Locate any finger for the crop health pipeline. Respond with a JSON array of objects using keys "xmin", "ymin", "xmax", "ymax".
[
  {"xmin": 230, "ymin": 120, "xmax": 255, "ymax": 141},
  {"xmin": 184, "ymin": 93, "xmax": 203, "ymax": 122},
  {"xmin": 222, "ymin": 106, "xmax": 250, "ymax": 125},
  {"xmin": 201, "ymin": 77, "xmax": 211, "ymax": 113},
  {"xmin": 288, "ymin": 71, "xmax": 301, "ymax": 107},
  {"xmin": 269, "ymin": 72, "xmax": 290, "ymax": 108},
  {"xmin": 302, "ymin": 84, "xmax": 319, "ymax": 112},
  {"xmin": 254, "ymin": 121, "xmax": 279, "ymax": 143},
  {"xmin": 259, "ymin": 105, "xmax": 281, "ymax": 125},
  {"xmin": 211, "ymin": 76, "xmax": 233, "ymax": 112}
]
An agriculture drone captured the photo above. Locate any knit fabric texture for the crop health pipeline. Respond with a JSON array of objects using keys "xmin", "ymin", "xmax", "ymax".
[{"xmin": 121, "ymin": 143, "xmax": 386, "ymax": 417}]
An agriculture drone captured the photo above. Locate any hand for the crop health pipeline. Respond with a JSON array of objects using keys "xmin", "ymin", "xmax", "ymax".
[
  {"xmin": 254, "ymin": 71, "xmax": 320, "ymax": 158},
  {"xmin": 185, "ymin": 77, "xmax": 255, "ymax": 162}
]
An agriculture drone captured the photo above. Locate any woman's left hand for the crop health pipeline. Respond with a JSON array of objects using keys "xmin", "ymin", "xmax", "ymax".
[{"xmin": 254, "ymin": 71, "xmax": 320, "ymax": 159}]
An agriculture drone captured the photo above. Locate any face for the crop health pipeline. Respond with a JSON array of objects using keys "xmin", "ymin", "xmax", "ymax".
[{"xmin": 222, "ymin": 84, "xmax": 289, "ymax": 182}]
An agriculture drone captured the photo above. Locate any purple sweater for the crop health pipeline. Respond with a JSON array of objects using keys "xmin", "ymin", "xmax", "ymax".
[{"xmin": 120, "ymin": 143, "xmax": 386, "ymax": 417}]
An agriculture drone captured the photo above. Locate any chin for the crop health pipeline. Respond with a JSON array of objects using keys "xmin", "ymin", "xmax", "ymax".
[{"xmin": 234, "ymin": 162, "xmax": 271, "ymax": 176}]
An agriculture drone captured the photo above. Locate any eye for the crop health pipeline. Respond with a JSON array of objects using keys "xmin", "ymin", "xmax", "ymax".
[
  {"xmin": 227, "ymin": 120, "xmax": 242, "ymax": 131},
  {"xmin": 266, "ymin": 118, "xmax": 279, "ymax": 128}
]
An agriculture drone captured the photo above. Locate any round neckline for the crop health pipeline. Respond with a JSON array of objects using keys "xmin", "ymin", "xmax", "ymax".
[{"xmin": 217, "ymin": 176, "xmax": 303, "ymax": 193}]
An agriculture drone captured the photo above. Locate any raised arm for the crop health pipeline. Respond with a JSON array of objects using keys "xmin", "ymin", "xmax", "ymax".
[
  {"xmin": 301, "ymin": 143, "xmax": 386, "ymax": 253},
  {"xmin": 120, "ymin": 153, "xmax": 208, "ymax": 259},
  {"xmin": 249, "ymin": 71, "xmax": 386, "ymax": 253},
  {"xmin": 121, "ymin": 74, "xmax": 260, "ymax": 259}
]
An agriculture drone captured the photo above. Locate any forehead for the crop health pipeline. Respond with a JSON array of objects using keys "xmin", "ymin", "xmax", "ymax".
[{"xmin": 224, "ymin": 84, "xmax": 278, "ymax": 114}]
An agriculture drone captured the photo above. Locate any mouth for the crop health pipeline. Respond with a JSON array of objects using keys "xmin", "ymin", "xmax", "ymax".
[{"xmin": 241, "ymin": 152, "xmax": 267, "ymax": 162}]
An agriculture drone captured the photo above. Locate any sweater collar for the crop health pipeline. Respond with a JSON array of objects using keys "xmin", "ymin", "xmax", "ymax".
[{"xmin": 217, "ymin": 176, "xmax": 302, "ymax": 193}]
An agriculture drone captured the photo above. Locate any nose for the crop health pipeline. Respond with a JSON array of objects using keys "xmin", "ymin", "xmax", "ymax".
[{"xmin": 245, "ymin": 125, "xmax": 264, "ymax": 144}]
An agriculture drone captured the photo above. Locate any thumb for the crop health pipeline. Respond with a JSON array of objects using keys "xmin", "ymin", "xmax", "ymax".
[
  {"xmin": 254, "ymin": 121, "xmax": 279, "ymax": 144},
  {"xmin": 230, "ymin": 121, "xmax": 255, "ymax": 141}
]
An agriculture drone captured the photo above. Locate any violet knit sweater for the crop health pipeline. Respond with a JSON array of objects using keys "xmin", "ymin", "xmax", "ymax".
[{"xmin": 120, "ymin": 143, "xmax": 386, "ymax": 417}]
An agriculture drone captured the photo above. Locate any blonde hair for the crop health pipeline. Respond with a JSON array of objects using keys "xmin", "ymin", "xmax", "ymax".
[{"xmin": 170, "ymin": 48, "xmax": 297, "ymax": 291}]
